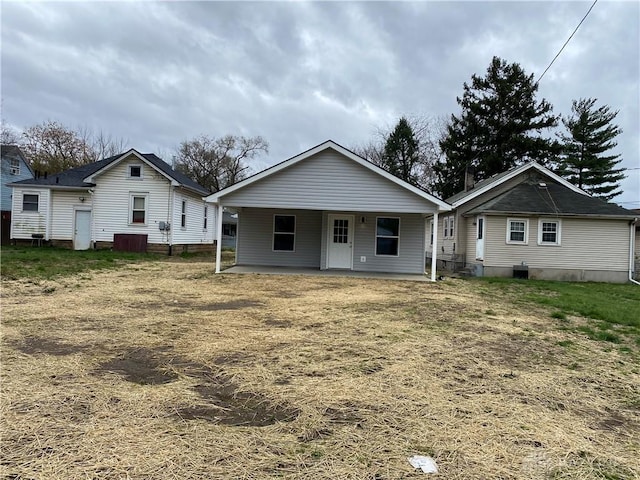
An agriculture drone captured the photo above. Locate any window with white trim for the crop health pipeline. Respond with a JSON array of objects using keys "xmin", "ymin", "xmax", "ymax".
[
  {"xmin": 10, "ymin": 158, "xmax": 20, "ymax": 175},
  {"xmin": 449, "ymin": 216, "xmax": 455, "ymax": 238},
  {"xmin": 22, "ymin": 193, "xmax": 39, "ymax": 212},
  {"xmin": 203, "ymin": 206, "xmax": 208, "ymax": 230},
  {"xmin": 429, "ymin": 220, "xmax": 434, "ymax": 245},
  {"xmin": 538, "ymin": 219, "xmax": 561, "ymax": 245},
  {"xmin": 376, "ymin": 217, "xmax": 400, "ymax": 256},
  {"xmin": 273, "ymin": 215, "xmax": 295, "ymax": 251},
  {"xmin": 181, "ymin": 200, "xmax": 187, "ymax": 228},
  {"xmin": 130, "ymin": 194, "xmax": 147, "ymax": 224},
  {"xmin": 443, "ymin": 217, "xmax": 449, "ymax": 238},
  {"xmin": 507, "ymin": 218, "xmax": 528, "ymax": 244},
  {"xmin": 128, "ymin": 165, "xmax": 142, "ymax": 179}
]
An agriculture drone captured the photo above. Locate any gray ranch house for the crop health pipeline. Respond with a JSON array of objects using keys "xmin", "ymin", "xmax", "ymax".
[{"xmin": 205, "ymin": 141, "xmax": 451, "ymax": 280}]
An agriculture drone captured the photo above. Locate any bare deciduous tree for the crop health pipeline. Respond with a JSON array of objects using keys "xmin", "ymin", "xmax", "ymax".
[
  {"xmin": 19, "ymin": 120, "xmax": 129, "ymax": 174},
  {"xmin": 353, "ymin": 114, "xmax": 447, "ymax": 190},
  {"xmin": 173, "ymin": 134, "xmax": 269, "ymax": 192}
]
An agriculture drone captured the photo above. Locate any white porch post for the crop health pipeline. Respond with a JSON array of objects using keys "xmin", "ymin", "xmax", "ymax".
[
  {"xmin": 430, "ymin": 210, "xmax": 439, "ymax": 282},
  {"xmin": 215, "ymin": 203, "xmax": 223, "ymax": 273}
]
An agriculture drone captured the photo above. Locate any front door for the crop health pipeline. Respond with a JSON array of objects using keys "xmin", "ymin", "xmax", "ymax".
[
  {"xmin": 475, "ymin": 216, "xmax": 485, "ymax": 260},
  {"xmin": 327, "ymin": 214, "xmax": 354, "ymax": 269},
  {"xmin": 74, "ymin": 209, "xmax": 91, "ymax": 250}
]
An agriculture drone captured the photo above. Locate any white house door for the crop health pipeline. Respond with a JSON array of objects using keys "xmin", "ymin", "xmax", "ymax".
[
  {"xmin": 475, "ymin": 216, "xmax": 485, "ymax": 260},
  {"xmin": 327, "ymin": 214, "xmax": 354, "ymax": 269},
  {"xmin": 74, "ymin": 210, "xmax": 91, "ymax": 250}
]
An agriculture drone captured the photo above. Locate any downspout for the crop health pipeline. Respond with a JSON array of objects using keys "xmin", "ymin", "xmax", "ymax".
[
  {"xmin": 215, "ymin": 203, "xmax": 223, "ymax": 273},
  {"xmin": 630, "ymin": 218, "xmax": 639, "ymax": 285},
  {"xmin": 430, "ymin": 210, "xmax": 439, "ymax": 282},
  {"xmin": 168, "ymin": 186, "xmax": 174, "ymax": 256}
]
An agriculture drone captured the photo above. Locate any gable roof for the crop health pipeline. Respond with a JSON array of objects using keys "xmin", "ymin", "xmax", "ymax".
[
  {"xmin": 1, "ymin": 145, "xmax": 34, "ymax": 176},
  {"xmin": 465, "ymin": 179, "xmax": 635, "ymax": 219},
  {"xmin": 8, "ymin": 149, "xmax": 209, "ymax": 195},
  {"xmin": 446, "ymin": 162, "xmax": 586, "ymax": 207},
  {"xmin": 205, "ymin": 140, "xmax": 451, "ymax": 211}
]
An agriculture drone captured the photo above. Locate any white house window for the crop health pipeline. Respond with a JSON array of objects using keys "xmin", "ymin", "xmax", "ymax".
[
  {"xmin": 22, "ymin": 193, "xmax": 39, "ymax": 212},
  {"xmin": 130, "ymin": 194, "xmax": 147, "ymax": 224},
  {"xmin": 273, "ymin": 215, "xmax": 295, "ymax": 251},
  {"xmin": 449, "ymin": 216, "xmax": 455, "ymax": 238},
  {"xmin": 507, "ymin": 218, "xmax": 528, "ymax": 244},
  {"xmin": 181, "ymin": 200, "xmax": 187, "ymax": 228},
  {"xmin": 129, "ymin": 165, "xmax": 142, "ymax": 178},
  {"xmin": 443, "ymin": 217, "xmax": 449, "ymax": 238},
  {"xmin": 376, "ymin": 217, "xmax": 400, "ymax": 256},
  {"xmin": 10, "ymin": 158, "xmax": 20, "ymax": 175},
  {"xmin": 203, "ymin": 206, "xmax": 208, "ymax": 230},
  {"xmin": 539, "ymin": 219, "xmax": 561, "ymax": 245}
]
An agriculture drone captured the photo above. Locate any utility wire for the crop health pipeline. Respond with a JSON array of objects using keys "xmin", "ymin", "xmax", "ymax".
[{"xmin": 537, "ymin": 0, "xmax": 599, "ymax": 84}]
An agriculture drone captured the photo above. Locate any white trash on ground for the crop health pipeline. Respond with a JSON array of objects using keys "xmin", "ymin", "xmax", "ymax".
[{"xmin": 408, "ymin": 455, "xmax": 438, "ymax": 473}]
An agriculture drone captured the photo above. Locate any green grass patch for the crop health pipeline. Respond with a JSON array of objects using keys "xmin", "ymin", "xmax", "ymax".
[
  {"xmin": 473, "ymin": 277, "xmax": 640, "ymax": 347},
  {"xmin": 1, "ymin": 245, "xmax": 159, "ymax": 280}
]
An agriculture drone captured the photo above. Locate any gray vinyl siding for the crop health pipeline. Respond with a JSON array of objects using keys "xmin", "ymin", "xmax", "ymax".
[
  {"xmin": 349, "ymin": 212, "xmax": 425, "ymax": 274},
  {"xmin": 484, "ymin": 216, "xmax": 629, "ymax": 271},
  {"xmin": 236, "ymin": 208, "xmax": 322, "ymax": 268},
  {"xmin": 220, "ymin": 150, "xmax": 438, "ymax": 214},
  {"xmin": 237, "ymin": 209, "xmax": 425, "ymax": 273}
]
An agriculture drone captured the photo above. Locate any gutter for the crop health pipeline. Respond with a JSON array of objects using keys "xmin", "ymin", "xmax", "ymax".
[{"xmin": 630, "ymin": 218, "xmax": 639, "ymax": 285}]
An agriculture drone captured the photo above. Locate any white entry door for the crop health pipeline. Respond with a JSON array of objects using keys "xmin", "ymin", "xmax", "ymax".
[
  {"xmin": 475, "ymin": 216, "xmax": 485, "ymax": 260},
  {"xmin": 327, "ymin": 214, "xmax": 354, "ymax": 269},
  {"xmin": 74, "ymin": 209, "xmax": 91, "ymax": 250}
]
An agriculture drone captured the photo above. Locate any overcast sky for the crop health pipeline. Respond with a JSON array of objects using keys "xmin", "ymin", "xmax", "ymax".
[{"xmin": 1, "ymin": 1, "xmax": 638, "ymax": 206}]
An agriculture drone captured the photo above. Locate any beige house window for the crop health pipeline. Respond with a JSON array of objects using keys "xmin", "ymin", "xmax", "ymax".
[
  {"xmin": 538, "ymin": 219, "xmax": 561, "ymax": 245},
  {"xmin": 507, "ymin": 218, "xmax": 528, "ymax": 244}
]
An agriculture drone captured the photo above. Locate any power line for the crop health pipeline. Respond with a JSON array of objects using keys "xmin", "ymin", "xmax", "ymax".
[{"xmin": 537, "ymin": 0, "xmax": 599, "ymax": 84}]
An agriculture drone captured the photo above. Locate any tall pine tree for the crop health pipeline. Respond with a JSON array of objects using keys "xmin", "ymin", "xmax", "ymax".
[
  {"xmin": 435, "ymin": 56, "xmax": 559, "ymax": 199},
  {"xmin": 557, "ymin": 98, "xmax": 625, "ymax": 200},
  {"xmin": 382, "ymin": 117, "xmax": 420, "ymax": 184}
]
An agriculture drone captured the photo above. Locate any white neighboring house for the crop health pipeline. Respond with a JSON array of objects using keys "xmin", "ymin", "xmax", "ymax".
[{"xmin": 9, "ymin": 149, "xmax": 213, "ymax": 253}]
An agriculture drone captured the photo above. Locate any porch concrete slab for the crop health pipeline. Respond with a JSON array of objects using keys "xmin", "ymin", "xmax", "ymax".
[{"xmin": 221, "ymin": 265, "xmax": 431, "ymax": 282}]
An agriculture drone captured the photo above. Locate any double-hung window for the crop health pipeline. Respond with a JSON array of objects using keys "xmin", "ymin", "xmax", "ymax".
[
  {"xmin": 181, "ymin": 200, "xmax": 187, "ymax": 228},
  {"xmin": 507, "ymin": 218, "xmax": 528, "ymax": 244},
  {"xmin": 203, "ymin": 206, "xmax": 208, "ymax": 230},
  {"xmin": 539, "ymin": 219, "xmax": 561, "ymax": 245},
  {"xmin": 130, "ymin": 193, "xmax": 147, "ymax": 224},
  {"xmin": 10, "ymin": 158, "xmax": 20, "ymax": 175},
  {"xmin": 376, "ymin": 217, "xmax": 400, "ymax": 256},
  {"xmin": 22, "ymin": 193, "xmax": 39, "ymax": 212},
  {"xmin": 273, "ymin": 215, "xmax": 295, "ymax": 251}
]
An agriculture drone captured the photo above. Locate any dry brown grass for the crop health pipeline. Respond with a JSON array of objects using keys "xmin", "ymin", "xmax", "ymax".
[{"xmin": 1, "ymin": 259, "xmax": 639, "ymax": 479}]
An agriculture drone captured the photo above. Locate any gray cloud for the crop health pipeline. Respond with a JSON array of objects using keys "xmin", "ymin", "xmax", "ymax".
[{"xmin": 2, "ymin": 1, "xmax": 638, "ymax": 205}]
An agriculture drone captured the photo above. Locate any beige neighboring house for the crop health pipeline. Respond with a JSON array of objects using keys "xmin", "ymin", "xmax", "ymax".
[
  {"xmin": 9, "ymin": 149, "xmax": 213, "ymax": 254},
  {"xmin": 426, "ymin": 162, "xmax": 637, "ymax": 283}
]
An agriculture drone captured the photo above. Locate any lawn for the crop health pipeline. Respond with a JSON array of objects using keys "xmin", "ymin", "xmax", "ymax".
[{"xmin": 1, "ymin": 256, "xmax": 639, "ymax": 479}]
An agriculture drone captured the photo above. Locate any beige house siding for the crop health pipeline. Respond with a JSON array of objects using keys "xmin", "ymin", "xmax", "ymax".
[{"xmin": 483, "ymin": 216, "xmax": 629, "ymax": 271}]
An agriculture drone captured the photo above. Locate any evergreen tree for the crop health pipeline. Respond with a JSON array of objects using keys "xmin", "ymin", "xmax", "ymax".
[
  {"xmin": 557, "ymin": 98, "xmax": 625, "ymax": 200},
  {"xmin": 382, "ymin": 117, "xmax": 420, "ymax": 184},
  {"xmin": 436, "ymin": 56, "xmax": 560, "ymax": 199}
]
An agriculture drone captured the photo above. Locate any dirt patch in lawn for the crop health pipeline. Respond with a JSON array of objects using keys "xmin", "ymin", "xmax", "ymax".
[
  {"xmin": 97, "ymin": 347, "xmax": 178, "ymax": 385},
  {"xmin": 12, "ymin": 335, "xmax": 86, "ymax": 356},
  {"xmin": 1, "ymin": 261, "xmax": 639, "ymax": 480},
  {"xmin": 177, "ymin": 374, "xmax": 299, "ymax": 426}
]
